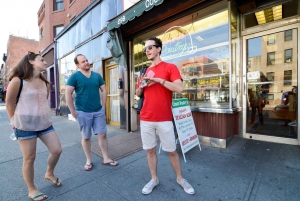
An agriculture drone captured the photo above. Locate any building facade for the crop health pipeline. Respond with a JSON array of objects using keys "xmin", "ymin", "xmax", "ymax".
[
  {"xmin": 55, "ymin": 0, "xmax": 300, "ymax": 147},
  {"xmin": 1, "ymin": 36, "xmax": 39, "ymax": 95},
  {"xmin": 37, "ymin": 0, "xmax": 93, "ymax": 112},
  {"xmin": 105, "ymin": 0, "xmax": 300, "ymax": 147}
]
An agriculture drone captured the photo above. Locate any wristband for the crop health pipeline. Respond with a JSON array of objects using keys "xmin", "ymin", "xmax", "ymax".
[{"xmin": 162, "ymin": 79, "xmax": 166, "ymax": 86}]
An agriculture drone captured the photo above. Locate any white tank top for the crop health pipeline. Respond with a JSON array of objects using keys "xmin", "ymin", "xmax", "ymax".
[{"xmin": 11, "ymin": 80, "xmax": 52, "ymax": 131}]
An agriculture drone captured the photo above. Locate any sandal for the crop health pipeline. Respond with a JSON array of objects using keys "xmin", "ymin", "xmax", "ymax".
[
  {"xmin": 28, "ymin": 192, "xmax": 48, "ymax": 201},
  {"xmin": 45, "ymin": 177, "xmax": 62, "ymax": 186},
  {"xmin": 84, "ymin": 163, "xmax": 93, "ymax": 171}
]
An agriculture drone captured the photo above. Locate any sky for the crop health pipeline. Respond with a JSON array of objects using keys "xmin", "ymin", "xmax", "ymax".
[{"xmin": 0, "ymin": 0, "xmax": 43, "ymax": 58}]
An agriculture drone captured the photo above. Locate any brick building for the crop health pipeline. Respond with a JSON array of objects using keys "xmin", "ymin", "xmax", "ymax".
[
  {"xmin": 3, "ymin": 35, "xmax": 39, "ymax": 84},
  {"xmin": 37, "ymin": 0, "xmax": 92, "ymax": 111},
  {"xmin": 38, "ymin": 0, "xmax": 92, "ymax": 50}
]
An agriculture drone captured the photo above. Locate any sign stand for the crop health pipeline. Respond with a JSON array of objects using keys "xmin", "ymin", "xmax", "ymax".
[{"xmin": 159, "ymin": 98, "xmax": 201, "ymax": 162}]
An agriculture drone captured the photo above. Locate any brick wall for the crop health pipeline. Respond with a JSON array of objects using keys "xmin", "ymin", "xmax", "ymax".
[
  {"xmin": 38, "ymin": 0, "xmax": 92, "ymax": 51},
  {"xmin": 3, "ymin": 35, "xmax": 39, "ymax": 83}
]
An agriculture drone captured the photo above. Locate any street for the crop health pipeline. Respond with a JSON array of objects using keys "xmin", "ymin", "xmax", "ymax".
[{"xmin": 0, "ymin": 102, "xmax": 300, "ymax": 201}]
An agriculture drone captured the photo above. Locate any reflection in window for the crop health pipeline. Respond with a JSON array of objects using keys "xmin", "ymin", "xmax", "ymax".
[
  {"xmin": 284, "ymin": 70, "xmax": 292, "ymax": 85},
  {"xmin": 285, "ymin": 49, "xmax": 292, "ymax": 63},
  {"xmin": 54, "ymin": 0, "xmax": 64, "ymax": 11},
  {"xmin": 267, "ymin": 52, "xmax": 275, "ymax": 65},
  {"xmin": 266, "ymin": 72, "xmax": 274, "ymax": 82},
  {"xmin": 267, "ymin": 94, "xmax": 274, "ymax": 100},
  {"xmin": 247, "ymin": 60, "xmax": 251, "ymax": 68},
  {"xmin": 285, "ymin": 30, "xmax": 292, "ymax": 41},
  {"xmin": 267, "ymin": 35, "xmax": 275, "ymax": 45},
  {"xmin": 133, "ymin": 3, "xmax": 230, "ymax": 108}
]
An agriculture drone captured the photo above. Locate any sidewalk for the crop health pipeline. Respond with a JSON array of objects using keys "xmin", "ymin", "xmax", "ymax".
[{"xmin": 0, "ymin": 101, "xmax": 300, "ymax": 201}]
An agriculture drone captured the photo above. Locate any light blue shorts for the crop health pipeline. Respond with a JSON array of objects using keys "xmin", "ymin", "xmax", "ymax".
[
  {"xmin": 76, "ymin": 107, "xmax": 107, "ymax": 139},
  {"xmin": 14, "ymin": 125, "xmax": 55, "ymax": 140}
]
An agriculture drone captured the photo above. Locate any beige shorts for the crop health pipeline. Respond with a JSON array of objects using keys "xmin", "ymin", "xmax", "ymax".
[{"xmin": 140, "ymin": 120, "xmax": 176, "ymax": 152}]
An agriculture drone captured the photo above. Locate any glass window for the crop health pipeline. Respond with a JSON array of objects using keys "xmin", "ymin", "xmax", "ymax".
[
  {"xmin": 267, "ymin": 52, "xmax": 275, "ymax": 65},
  {"xmin": 285, "ymin": 49, "xmax": 292, "ymax": 63},
  {"xmin": 284, "ymin": 70, "xmax": 292, "ymax": 85},
  {"xmin": 54, "ymin": 0, "xmax": 64, "ymax": 11},
  {"xmin": 133, "ymin": 1, "xmax": 231, "ymax": 109},
  {"xmin": 40, "ymin": 27, "xmax": 43, "ymax": 39},
  {"xmin": 285, "ymin": 30, "xmax": 292, "ymax": 41},
  {"xmin": 266, "ymin": 72, "xmax": 274, "ymax": 82},
  {"xmin": 267, "ymin": 35, "xmax": 275, "ymax": 45},
  {"xmin": 54, "ymin": 26, "xmax": 64, "ymax": 37}
]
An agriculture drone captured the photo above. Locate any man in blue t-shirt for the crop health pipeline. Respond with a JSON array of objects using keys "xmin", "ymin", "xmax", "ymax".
[{"xmin": 66, "ymin": 54, "xmax": 118, "ymax": 171}]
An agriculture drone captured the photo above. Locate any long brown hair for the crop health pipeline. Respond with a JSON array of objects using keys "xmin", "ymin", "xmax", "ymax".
[{"xmin": 8, "ymin": 52, "xmax": 49, "ymax": 84}]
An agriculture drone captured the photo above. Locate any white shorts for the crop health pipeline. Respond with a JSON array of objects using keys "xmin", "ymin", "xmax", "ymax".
[{"xmin": 140, "ymin": 120, "xmax": 176, "ymax": 152}]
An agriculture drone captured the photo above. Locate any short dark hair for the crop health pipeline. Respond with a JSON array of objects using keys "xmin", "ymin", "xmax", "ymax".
[
  {"xmin": 74, "ymin": 54, "xmax": 84, "ymax": 64},
  {"xmin": 146, "ymin": 36, "xmax": 162, "ymax": 55}
]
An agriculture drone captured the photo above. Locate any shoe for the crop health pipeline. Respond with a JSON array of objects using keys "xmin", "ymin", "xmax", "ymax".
[
  {"xmin": 44, "ymin": 176, "xmax": 62, "ymax": 186},
  {"xmin": 288, "ymin": 121, "xmax": 297, "ymax": 126},
  {"xmin": 177, "ymin": 178, "xmax": 195, "ymax": 195},
  {"xmin": 84, "ymin": 163, "xmax": 93, "ymax": 171},
  {"xmin": 142, "ymin": 179, "xmax": 159, "ymax": 195},
  {"xmin": 28, "ymin": 191, "xmax": 48, "ymax": 201}
]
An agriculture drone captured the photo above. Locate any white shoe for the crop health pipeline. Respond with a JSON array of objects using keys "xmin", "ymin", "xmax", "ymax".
[
  {"xmin": 177, "ymin": 178, "xmax": 195, "ymax": 195},
  {"xmin": 142, "ymin": 179, "xmax": 159, "ymax": 195}
]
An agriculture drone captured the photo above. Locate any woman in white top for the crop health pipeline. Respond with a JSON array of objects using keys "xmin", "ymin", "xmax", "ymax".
[{"xmin": 6, "ymin": 52, "xmax": 62, "ymax": 201}]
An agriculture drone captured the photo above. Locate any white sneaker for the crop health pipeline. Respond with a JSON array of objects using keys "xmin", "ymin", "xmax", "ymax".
[
  {"xmin": 177, "ymin": 178, "xmax": 195, "ymax": 195},
  {"xmin": 142, "ymin": 179, "xmax": 159, "ymax": 195}
]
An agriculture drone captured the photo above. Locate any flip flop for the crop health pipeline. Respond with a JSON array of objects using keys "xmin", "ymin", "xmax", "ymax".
[
  {"xmin": 102, "ymin": 160, "xmax": 119, "ymax": 166},
  {"xmin": 84, "ymin": 163, "xmax": 93, "ymax": 171},
  {"xmin": 28, "ymin": 192, "xmax": 48, "ymax": 201},
  {"xmin": 45, "ymin": 177, "xmax": 62, "ymax": 186}
]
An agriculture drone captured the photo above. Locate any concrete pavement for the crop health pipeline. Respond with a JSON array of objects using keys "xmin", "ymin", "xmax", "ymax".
[{"xmin": 0, "ymin": 101, "xmax": 300, "ymax": 201}]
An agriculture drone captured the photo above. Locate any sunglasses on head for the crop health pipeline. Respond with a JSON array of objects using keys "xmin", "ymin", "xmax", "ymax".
[
  {"xmin": 143, "ymin": 44, "xmax": 158, "ymax": 53},
  {"xmin": 27, "ymin": 51, "xmax": 35, "ymax": 59}
]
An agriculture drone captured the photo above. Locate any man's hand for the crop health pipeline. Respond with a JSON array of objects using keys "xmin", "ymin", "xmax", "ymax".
[{"xmin": 71, "ymin": 110, "xmax": 77, "ymax": 119}]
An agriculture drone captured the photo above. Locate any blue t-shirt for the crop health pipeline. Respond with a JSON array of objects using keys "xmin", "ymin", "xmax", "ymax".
[{"xmin": 66, "ymin": 71, "xmax": 105, "ymax": 112}]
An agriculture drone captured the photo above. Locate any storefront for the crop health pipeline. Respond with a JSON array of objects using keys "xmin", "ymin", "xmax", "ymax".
[{"xmin": 107, "ymin": 0, "xmax": 299, "ymax": 147}]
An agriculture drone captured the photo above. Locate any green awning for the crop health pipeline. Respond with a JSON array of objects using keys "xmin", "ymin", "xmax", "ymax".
[{"xmin": 107, "ymin": 0, "xmax": 164, "ymax": 31}]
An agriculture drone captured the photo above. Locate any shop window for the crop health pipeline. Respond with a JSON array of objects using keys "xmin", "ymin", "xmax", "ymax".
[
  {"xmin": 267, "ymin": 52, "xmax": 275, "ymax": 66},
  {"xmin": 54, "ymin": 0, "xmax": 64, "ymax": 11},
  {"xmin": 266, "ymin": 72, "xmax": 274, "ymax": 83},
  {"xmin": 133, "ymin": 1, "xmax": 232, "ymax": 109},
  {"xmin": 285, "ymin": 30, "xmax": 292, "ymax": 41},
  {"xmin": 267, "ymin": 35, "xmax": 275, "ymax": 45},
  {"xmin": 284, "ymin": 49, "xmax": 292, "ymax": 63},
  {"xmin": 54, "ymin": 25, "xmax": 64, "ymax": 37},
  {"xmin": 284, "ymin": 70, "xmax": 292, "ymax": 85}
]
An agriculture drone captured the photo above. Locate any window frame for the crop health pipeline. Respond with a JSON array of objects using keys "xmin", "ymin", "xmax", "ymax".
[
  {"xmin": 284, "ymin": 70, "xmax": 292, "ymax": 85},
  {"xmin": 284, "ymin": 49, "xmax": 292, "ymax": 63},
  {"xmin": 54, "ymin": 25, "xmax": 64, "ymax": 37},
  {"xmin": 267, "ymin": 52, "xmax": 275, "ymax": 66},
  {"xmin": 284, "ymin": 29, "xmax": 292, "ymax": 41},
  {"xmin": 267, "ymin": 34, "xmax": 275, "ymax": 45},
  {"xmin": 54, "ymin": 0, "xmax": 64, "ymax": 11}
]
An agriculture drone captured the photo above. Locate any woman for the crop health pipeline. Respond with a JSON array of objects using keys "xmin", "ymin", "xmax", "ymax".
[{"xmin": 6, "ymin": 52, "xmax": 62, "ymax": 201}]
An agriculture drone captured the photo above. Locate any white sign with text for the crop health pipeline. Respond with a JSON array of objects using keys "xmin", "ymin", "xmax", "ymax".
[{"xmin": 172, "ymin": 98, "xmax": 201, "ymax": 162}]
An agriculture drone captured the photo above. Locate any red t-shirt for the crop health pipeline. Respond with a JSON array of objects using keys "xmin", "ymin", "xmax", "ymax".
[{"xmin": 136, "ymin": 62, "xmax": 182, "ymax": 121}]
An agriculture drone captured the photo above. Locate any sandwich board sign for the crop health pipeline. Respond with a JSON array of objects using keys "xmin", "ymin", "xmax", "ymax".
[{"xmin": 172, "ymin": 98, "xmax": 201, "ymax": 162}]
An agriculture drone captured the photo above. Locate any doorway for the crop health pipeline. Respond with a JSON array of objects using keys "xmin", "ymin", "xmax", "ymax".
[
  {"xmin": 105, "ymin": 59, "xmax": 120, "ymax": 126},
  {"xmin": 243, "ymin": 25, "xmax": 299, "ymax": 145}
]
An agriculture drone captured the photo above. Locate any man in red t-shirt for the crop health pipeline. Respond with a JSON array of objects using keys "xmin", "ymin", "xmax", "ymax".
[{"xmin": 136, "ymin": 37, "xmax": 195, "ymax": 195}]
